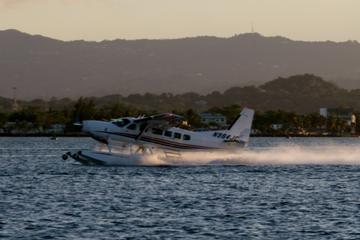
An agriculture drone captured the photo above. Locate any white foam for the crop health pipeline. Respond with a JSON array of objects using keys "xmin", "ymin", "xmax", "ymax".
[
  {"xmin": 140, "ymin": 145, "xmax": 360, "ymax": 166},
  {"xmin": 94, "ymin": 142, "xmax": 360, "ymax": 166}
]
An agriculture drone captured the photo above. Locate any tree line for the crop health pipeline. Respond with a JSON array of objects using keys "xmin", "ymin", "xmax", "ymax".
[{"xmin": 0, "ymin": 97, "xmax": 357, "ymax": 136}]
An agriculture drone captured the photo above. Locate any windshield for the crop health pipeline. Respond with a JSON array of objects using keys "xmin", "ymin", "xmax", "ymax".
[{"xmin": 112, "ymin": 118, "xmax": 131, "ymax": 128}]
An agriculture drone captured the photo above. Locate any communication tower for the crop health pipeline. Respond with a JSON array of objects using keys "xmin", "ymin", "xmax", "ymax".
[{"xmin": 12, "ymin": 87, "xmax": 18, "ymax": 111}]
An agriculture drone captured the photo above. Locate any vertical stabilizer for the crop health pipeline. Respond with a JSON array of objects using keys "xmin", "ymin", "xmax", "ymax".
[{"xmin": 227, "ymin": 108, "xmax": 255, "ymax": 143}]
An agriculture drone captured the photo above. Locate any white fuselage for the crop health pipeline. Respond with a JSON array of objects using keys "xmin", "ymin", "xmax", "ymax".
[{"xmin": 82, "ymin": 118, "xmax": 245, "ymax": 151}]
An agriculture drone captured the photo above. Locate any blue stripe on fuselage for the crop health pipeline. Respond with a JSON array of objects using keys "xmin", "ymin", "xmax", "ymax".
[{"xmin": 97, "ymin": 131, "xmax": 218, "ymax": 150}]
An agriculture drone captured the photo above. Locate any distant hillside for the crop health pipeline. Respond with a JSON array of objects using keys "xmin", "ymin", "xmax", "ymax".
[
  {"xmin": 2, "ymin": 74, "xmax": 360, "ymax": 113},
  {"xmin": 109, "ymin": 74, "xmax": 359, "ymax": 113},
  {"xmin": 1, "ymin": 29, "xmax": 360, "ymax": 99}
]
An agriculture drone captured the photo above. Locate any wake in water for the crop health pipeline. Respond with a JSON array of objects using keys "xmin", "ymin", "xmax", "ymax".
[
  {"xmin": 93, "ymin": 143, "xmax": 360, "ymax": 166},
  {"xmin": 140, "ymin": 145, "xmax": 360, "ymax": 166}
]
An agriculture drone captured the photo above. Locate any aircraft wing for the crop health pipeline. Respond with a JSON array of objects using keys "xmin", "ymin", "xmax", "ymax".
[
  {"xmin": 134, "ymin": 113, "xmax": 183, "ymax": 129},
  {"xmin": 133, "ymin": 113, "xmax": 183, "ymax": 140}
]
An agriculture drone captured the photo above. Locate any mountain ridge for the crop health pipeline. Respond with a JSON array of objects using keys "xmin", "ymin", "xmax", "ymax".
[
  {"xmin": 1, "ymin": 29, "xmax": 360, "ymax": 99},
  {"xmin": 4, "ymin": 29, "xmax": 360, "ymax": 44}
]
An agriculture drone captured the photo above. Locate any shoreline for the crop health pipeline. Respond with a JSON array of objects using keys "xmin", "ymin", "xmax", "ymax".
[{"xmin": 0, "ymin": 133, "xmax": 358, "ymax": 138}]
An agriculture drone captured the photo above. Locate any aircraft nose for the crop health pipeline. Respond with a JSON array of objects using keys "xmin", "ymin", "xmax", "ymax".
[
  {"xmin": 82, "ymin": 120, "xmax": 91, "ymax": 133},
  {"xmin": 82, "ymin": 120, "xmax": 110, "ymax": 134}
]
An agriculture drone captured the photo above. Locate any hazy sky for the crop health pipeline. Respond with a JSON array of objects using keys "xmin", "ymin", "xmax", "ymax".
[{"xmin": 0, "ymin": 0, "xmax": 359, "ymax": 41}]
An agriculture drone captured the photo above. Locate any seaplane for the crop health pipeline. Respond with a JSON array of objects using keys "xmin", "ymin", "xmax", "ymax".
[{"xmin": 62, "ymin": 108, "xmax": 254, "ymax": 166}]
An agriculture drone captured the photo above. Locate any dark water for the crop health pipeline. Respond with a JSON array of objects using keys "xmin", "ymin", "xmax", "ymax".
[{"xmin": 1, "ymin": 137, "xmax": 360, "ymax": 239}]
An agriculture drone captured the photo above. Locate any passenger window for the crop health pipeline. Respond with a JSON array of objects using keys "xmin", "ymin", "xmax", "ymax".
[
  {"xmin": 127, "ymin": 124, "xmax": 137, "ymax": 130},
  {"xmin": 213, "ymin": 132, "xmax": 217, "ymax": 137},
  {"xmin": 174, "ymin": 133, "xmax": 181, "ymax": 139},
  {"xmin": 183, "ymin": 135, "xmax": 191, "ymax": 141},
  {"xmin": 152, "ymin": 128, "xmax": 163, "ymax": 135},
  {"xmin": 164, "ymin": 131, "xmax": 172, "ymax": 137},
  {"xmin": 222, "ymin": 134, "xmax": 227, "ymax": 139}
]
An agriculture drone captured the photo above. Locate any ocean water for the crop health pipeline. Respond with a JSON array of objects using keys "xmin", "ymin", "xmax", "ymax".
[{"xmin": 1, "ymin": 137, "xmax": 360, "ymax": 239}]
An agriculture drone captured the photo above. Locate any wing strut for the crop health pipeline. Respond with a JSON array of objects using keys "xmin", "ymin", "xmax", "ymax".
[{"xmin": 135, "ymin": 123, "xmax": 149, "ymax": 141}]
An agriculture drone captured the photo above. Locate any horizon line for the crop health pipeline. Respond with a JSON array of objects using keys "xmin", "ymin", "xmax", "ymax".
[{"xmin": 1, "ymin": 28, "xmax": 359, "ymax": 44}]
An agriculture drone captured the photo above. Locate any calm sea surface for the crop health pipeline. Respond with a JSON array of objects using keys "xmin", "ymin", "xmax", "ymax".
[{"xmin": 1, "ymin": 137, "xmax": 360, "ymax": 239}]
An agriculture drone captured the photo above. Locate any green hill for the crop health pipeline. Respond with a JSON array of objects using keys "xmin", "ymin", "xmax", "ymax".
[{"xmin": 0, "ymin": 74, "xmax": 359, "ymax": 113}]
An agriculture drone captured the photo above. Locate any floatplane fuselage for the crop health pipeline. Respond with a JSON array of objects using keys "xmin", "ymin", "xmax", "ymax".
[
  {"xmin": 82, "ymin": 108, "xmax": 254, "ymax": 152},
  {"xmin": 63, "ymin": 108, "xmax": 254, "ymax": 165}
]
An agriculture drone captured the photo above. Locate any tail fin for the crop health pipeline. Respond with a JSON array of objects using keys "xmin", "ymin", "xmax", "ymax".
[{"xmin": 227, "ymin": 108, "xmax": 255, "ymax": 143}]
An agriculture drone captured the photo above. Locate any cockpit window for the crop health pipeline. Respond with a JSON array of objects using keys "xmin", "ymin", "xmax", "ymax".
[
  {"xmin": 127, "ymin": 124, "xmax": 137, "ymax": 130},
  {"xmin": 112, "ymin": 119, "xmax": 130, "ymax": 128}
]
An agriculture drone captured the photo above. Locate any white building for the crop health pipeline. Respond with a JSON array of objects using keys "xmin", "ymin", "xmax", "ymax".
[
  {"xmin": 271, "ymin": 124, "xmax": 283, "ymax": 130},
  {"xmin": 47, "ymin": 124, "xmax": 66, "ymax": 134},
  {"xmin": 320, "ymin": 108, "xmax": 356, "ymax": 126},
  {"xmin": 199, "ymin": 113, "xmax": 227, "ymax": 126}
]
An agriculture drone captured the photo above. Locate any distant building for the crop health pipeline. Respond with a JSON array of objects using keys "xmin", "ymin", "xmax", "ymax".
[
  {"xmin": 200, "ymin": 113, "xmax": 227, "ymax": 126},
  {"xmin": 47, "ymin": 124, "xmax": 66, "ymax": 134},
  {"xmin": 271, "ymin": 124, "xmax": 283, "ymax": 130},
  {"xmin": 251, "ymin": 129, "xmax": 261, "ymax": 135},
  {"xmin": 319, "ymin": 108, "xmax": 328, "ymax": 118},
  {"xmin": 320, "ymin": 108, "xmax": 356, "ymax": 126},
  {"xmin": 195, "ymin": 100, "xmax": 207, "ymax": 107},
  {"xmin": 4, "ymin": 122, "xmax": 16, "ymax": 130}
]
